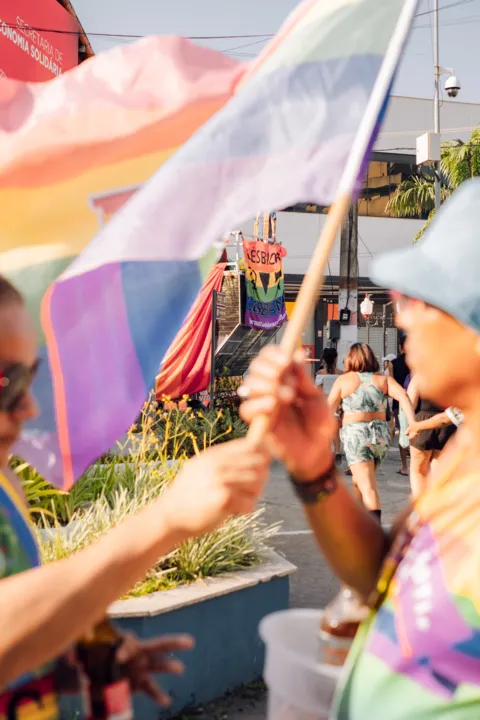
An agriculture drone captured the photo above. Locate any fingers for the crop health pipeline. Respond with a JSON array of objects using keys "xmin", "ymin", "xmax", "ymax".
[
  {"xmin": 140, "ymin": 634, "xmax": 194, "ymax": 654},
  {"xmin": 226, "ymin": 492, "xmax": 260, "ymax": 516},
  {"xmin": 151, "ymin": 657, "xmax": 185, "ymax": 675},
  {"xmin": 211, "ymin": 438, "xmax": 270, "ymax": 465},
  {"xmin": 241, "ymin": 348, "xmax": 293, "ymax": 397},
  {"xmin": 240, "ymin": 347, "xmax": 317, "ymax": 407},
  {"xmin": 116, "ymin": 633, "xmax": 139, "ymax": 664},
  {"xmin": 250, "ymin": 346, "xmax": 293, "ymax": 376},
  {"xmin": 140, "ymin": 677, "xmax": 172, "ymax": 707},
  {"xmin": 243, "ymin": 374, "xmax": 296, "ymax": 404},
  {"xmin": 240, "ymin": 396, "xmax": 278, "ymax": 425},
  {"xmin": 292, "ymin": 351, "xmax": 322, "ymax": 398}
]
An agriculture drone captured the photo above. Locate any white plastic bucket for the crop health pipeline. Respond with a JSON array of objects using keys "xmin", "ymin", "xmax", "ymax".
[{"xmin": 260, "ymin": 609, "xmax": 342, "ymax": 720}]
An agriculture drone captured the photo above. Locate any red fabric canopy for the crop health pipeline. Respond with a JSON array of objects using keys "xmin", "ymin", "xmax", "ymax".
[{"xmin": 156, "ymin": 263, "xmax": 226, "ymax": 399}]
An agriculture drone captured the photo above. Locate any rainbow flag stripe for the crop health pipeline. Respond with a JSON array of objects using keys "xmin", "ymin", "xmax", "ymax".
[{"xmin": 0, "ymin": 0, "xmax": 416, "ymax": 487}]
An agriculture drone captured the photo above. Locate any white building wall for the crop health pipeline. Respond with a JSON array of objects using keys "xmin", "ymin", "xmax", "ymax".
[
  {"xmin": 377, "ymin": 96, "xmax": 480, "ymax": 153},
  {"xmin": 239, "ymin": 213, "xmax": 424, "ymax": 278}
]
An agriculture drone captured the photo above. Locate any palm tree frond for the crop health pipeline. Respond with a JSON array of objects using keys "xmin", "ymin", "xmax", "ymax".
[{"xmin": 385, "ymin": 123, "xmax": 480, "ymax": 240}]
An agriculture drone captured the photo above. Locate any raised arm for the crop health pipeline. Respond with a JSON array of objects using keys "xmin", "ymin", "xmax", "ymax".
[
  {"xmin": 387, "ymin": 376, "xmax": 416, "ymax": 425},
  {"xmin": 0, "ymin": 440, "xmax": 269, "ymax": 685}
]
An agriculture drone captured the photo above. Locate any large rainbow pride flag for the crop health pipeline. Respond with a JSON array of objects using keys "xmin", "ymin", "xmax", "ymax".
[{"xmin": 0, "ymin": 0, "xmax": 417, "ymax": 487}]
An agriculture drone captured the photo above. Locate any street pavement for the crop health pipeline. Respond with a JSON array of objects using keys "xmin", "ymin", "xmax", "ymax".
[{"xmin": 176, "ymin": 446, "xmax": 411, "ymax": 719}]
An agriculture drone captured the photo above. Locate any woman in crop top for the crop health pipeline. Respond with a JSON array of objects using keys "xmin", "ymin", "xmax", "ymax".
[{"xmin": 329, "ymin": 344, "xmax": 415, "ymax": 522}]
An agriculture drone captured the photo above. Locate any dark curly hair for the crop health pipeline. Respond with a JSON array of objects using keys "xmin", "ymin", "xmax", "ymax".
[{"xmin": 322, "ymin": 348, "xmax": 338, "ymax": 373}]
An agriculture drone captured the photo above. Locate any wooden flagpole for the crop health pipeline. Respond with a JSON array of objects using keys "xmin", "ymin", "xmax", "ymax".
[
  {"xmin": 246, "ymin": 0, "xmax": 419, "ymax": 446},
  {"xmin": 247, "ymin": 193, "xmax": 350, "ymax": 445}
]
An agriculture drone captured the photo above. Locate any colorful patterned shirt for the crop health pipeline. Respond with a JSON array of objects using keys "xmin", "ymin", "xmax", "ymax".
[
  {"xmin": 334, "ymin": 462, "xmax": 480, "ymax": 719},
  {"xmin": 0, "ymin": 472, "xmax": 60, "ymax": 719}
]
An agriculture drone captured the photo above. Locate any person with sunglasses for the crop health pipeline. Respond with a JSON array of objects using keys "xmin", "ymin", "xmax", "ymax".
[
  {"xmin": 0, "ymin": 276, "xmax": 270, "ymax": 715},
  {"xmin": 240, "ymin": 179, "xmax": 480, "ymax": 719}
]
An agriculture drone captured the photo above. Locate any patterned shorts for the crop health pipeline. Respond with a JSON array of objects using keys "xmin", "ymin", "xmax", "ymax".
[{"xmin": 341, "ymin": 420, "xmax": 391, "ymax": 468}]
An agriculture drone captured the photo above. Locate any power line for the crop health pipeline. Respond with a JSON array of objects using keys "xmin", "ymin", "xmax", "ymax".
[
  {"xmin": 414, "ymin": 12, "xmax": 480, "ymax": 28},
  {"xmin": 0, "ymin": 23, "xmax": 275, "ymax": 40},
  {"xmin": 414, "ymin": 0, "xmax": 477, "ymax": 17},
  {"xmin": 0, "ymin": 1, "xmax": 475, "ymax": 42},
  {"xmin": 357, "ymin": 230, "xmax": 373, "ymax": 258},
  {"xmin": 221, "ymin": 38, "xmax": 268, "ymax": 53}
]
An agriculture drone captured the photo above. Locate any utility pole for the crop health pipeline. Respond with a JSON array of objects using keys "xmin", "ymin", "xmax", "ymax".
[
  {"xmin": 382, "ymin": 300, "xmax": 393, "ymax": 358},
  {"xmin": 418, "ymin": 0, "xmax": 461, "ymax": 213},
  {"xmin": 433, "ymin": 0, "xmax": 441, "ymax": 212},
  {"xmin": 337, "ymin": 202, "xmax": 358, "ymax": 369}
]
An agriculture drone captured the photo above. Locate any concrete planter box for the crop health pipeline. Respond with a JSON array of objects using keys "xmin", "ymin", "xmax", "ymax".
[{"xmin": 108, "ymin": 550, "xmax": 296, "ymax": 718}]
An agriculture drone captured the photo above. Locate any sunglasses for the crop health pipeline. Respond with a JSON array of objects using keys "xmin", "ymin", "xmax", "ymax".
[{"xmin": 0, "ymin": 360, "xmax": 40, "ymax": 414}]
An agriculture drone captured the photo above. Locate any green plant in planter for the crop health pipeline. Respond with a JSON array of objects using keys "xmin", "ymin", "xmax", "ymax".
[
  {"xmin": 15, "ymin": 391, "xmax": 278, "ymax": 597},
  {"xmin": 36, "ymin": 469, "xmax": 279, "ymax": 598}
]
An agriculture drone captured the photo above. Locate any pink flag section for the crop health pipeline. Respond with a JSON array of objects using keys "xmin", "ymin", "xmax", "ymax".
[{"xmin": 0, "ymin": 36, "xmax": 245, "ymax": 189}]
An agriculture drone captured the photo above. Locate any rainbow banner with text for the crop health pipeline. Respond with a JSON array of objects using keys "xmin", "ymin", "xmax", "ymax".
[{"xmin": 243, "ymin": 239, "xmax": 287, "ymax": 330}]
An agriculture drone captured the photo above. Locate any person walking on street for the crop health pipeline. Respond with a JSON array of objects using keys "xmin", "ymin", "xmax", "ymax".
[
  {"xmin": 315, "ymin": 347, "xmax": 343, "ymax": 457},
  {"xmin": 382, "ymin": 353, "xmax": 396, "ymax": 443},
  {"xmin": 240, "ymin": 178, "xmax": 480, "ymax": 720},
  {"xmin": 391, "ymin": 336, "xmax": 410, "ymax": 476},
  {"xmin": 327, "ymin": 343, "xmax": 414, "ymax": 523},
  {"xmin": 315, "ymin": 347, "xmax": 343, "ymax": 392},
  {"xmin": 406, "ymin": 375, "xmax": 458, "ymax": 497}
]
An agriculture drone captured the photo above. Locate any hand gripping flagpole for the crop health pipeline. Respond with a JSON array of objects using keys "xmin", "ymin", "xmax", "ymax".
[{"xmin": 247, "ymin": 0, "xmax": 419, "ymax": 447}]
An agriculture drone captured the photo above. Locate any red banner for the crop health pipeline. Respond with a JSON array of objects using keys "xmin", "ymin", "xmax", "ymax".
[
  {"xmin": 0, "ymin": 0, "xmax": 78, "ymax": 81},
  {"xmin": 156, "ymin": 263, "xmax": 226, "ymax": 400}
]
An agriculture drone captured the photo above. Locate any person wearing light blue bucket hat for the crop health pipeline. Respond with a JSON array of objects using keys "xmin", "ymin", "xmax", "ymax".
[
  {"xmin": 239, "ymin": 179, "xmax": 480, "ymax": 720},
  {"xmin": 329, "ymin": 177, "xmax": 480, "ymax": 720}
]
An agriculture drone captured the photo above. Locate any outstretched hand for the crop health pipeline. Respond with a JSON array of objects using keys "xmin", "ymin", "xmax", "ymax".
[{"xmin": 116, "ymin": 633, "xmax": 194, "ymax": 707}]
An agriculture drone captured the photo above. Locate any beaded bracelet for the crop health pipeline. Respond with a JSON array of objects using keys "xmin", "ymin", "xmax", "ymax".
[{"xmin": 289, "ymin": 458, "xmax": 337, "ymax": 505}]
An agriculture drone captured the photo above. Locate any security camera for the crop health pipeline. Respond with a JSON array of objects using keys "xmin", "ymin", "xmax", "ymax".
[{"xmin": 445, "ymin": 75, "xmax": 461, "ymax": 98}]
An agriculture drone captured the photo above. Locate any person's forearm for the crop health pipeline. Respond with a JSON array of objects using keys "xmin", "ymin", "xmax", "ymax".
[
  {"xmin": 302, "ymin": 477, "xmax": 389, "ymax": 599},
  {"xmin": 0, "ymin": 498, "xmax": 186, "ymax": 686},
  {"xmin": 416, "ymin": 412, "xmax": 451, "ymax": 431}
]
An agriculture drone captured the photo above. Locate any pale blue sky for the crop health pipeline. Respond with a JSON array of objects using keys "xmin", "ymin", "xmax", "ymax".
[{"xmin": 74, "ymin": 0, "xmax": 480, "ymax": 104}]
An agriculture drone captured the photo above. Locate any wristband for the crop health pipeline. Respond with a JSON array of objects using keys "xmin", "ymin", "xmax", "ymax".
[{"xmin": 289, "ymin": 458, "xmax": 337, "ymax": 505}]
